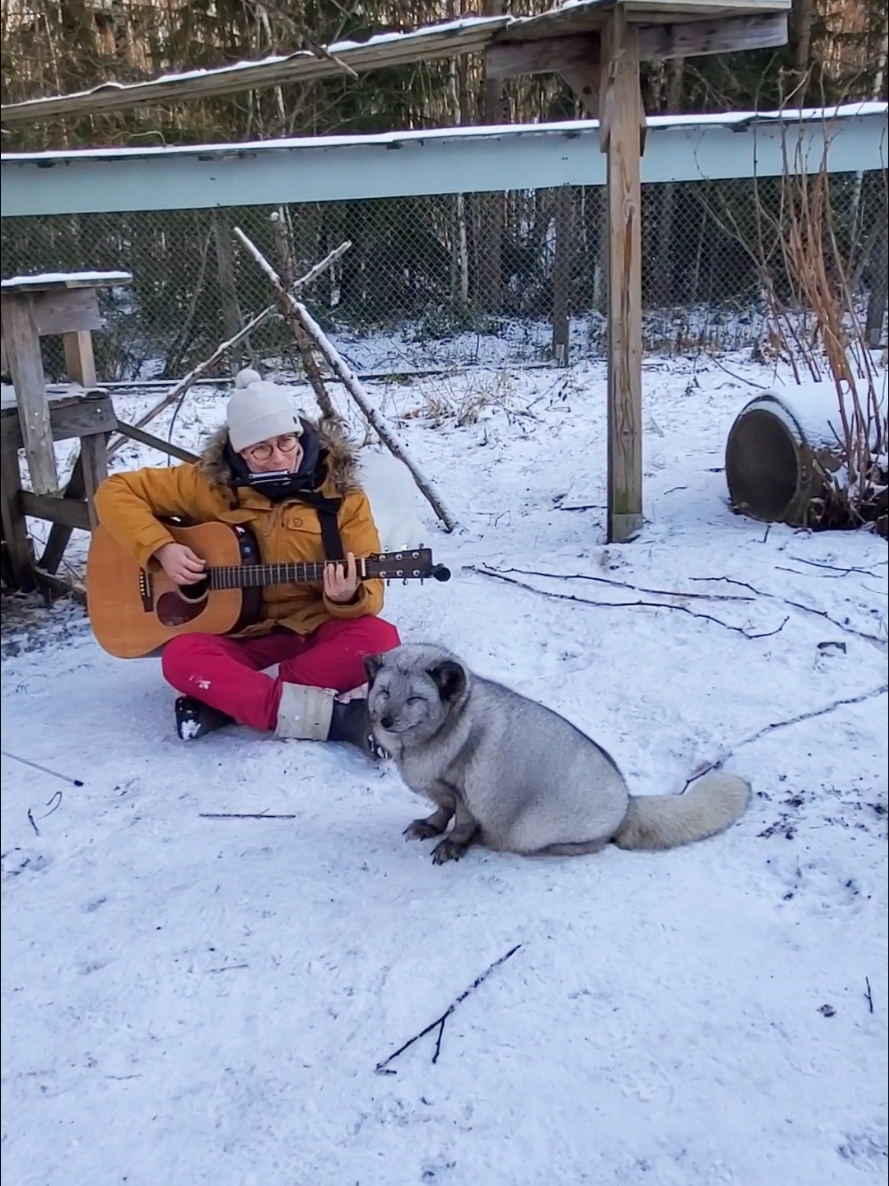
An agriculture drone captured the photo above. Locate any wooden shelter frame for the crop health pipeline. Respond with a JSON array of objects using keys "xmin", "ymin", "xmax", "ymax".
[{"xmin": 1, "ymin": 0, "xmax": 791, "ymax": 544}]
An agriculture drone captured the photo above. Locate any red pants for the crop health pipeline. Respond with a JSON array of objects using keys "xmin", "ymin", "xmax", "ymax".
[{"xmin": 161, "ymin": 616, "xmax": 400, "ymax": 732}]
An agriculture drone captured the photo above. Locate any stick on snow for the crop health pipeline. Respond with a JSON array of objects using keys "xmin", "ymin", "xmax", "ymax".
[
  {"xmin": 2, "ymin": 750, "xmax": 83, "ymax": 786},
  {"xmin": 375, "ymin": 944, "xmax": 522, "ymax": 1073}
]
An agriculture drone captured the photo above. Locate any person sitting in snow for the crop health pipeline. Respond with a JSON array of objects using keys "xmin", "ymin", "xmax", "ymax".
[{"xmin": 94, "ymin": 369, "xmax": 400, "ymax": 753}]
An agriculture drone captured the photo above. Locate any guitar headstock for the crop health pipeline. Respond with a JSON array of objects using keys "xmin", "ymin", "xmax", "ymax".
[{"xmin": 364, "ymin": 549, "xmax": 451, "ymax": 582}]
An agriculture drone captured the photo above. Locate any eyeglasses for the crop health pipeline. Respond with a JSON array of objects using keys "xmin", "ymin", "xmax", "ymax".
[{"xmin": 242, "ymin": 433, "xmax": 301, "ymax": 462}]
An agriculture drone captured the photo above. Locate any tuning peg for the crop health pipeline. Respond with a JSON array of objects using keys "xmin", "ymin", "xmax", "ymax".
[{"xmin": 403, "ymin": 578, "xmax": 408, "ymax": 586}]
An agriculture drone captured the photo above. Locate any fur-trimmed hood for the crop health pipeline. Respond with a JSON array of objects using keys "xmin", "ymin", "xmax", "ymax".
[{"xmin": 196, "ymin": 416, "xmax": 361, "ymax": 499}]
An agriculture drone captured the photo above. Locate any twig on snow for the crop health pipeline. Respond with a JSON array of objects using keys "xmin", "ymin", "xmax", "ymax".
[
  {"xmin": 41, "ymin": 791, "xmax": 63, "ymax": 818},
  {"xmin": 786, "ymin": 555, "xmax": 887, "ymax": 577},
  {"xmin": 375, "ymin": 944, "xmax": 522, "ymax": 1074},
  {"xmin": 683, "ymin": 683, "xmax": 889, "ymax": 789},
  {"xmin": 27, "ymin": 809, "xmax": 39, "ymax": 837},
  {"xmin": 865, "ymin": 977, "xmax": 874, "ymax": 1015},
  {"xmin": 499, "ymin": 565, "xmax": 755, "ymax": 603},
  {"xmin": 471, "ymin": 567, "xmax": 785, "ymax": 640},
  {"xmin": 199, "ymin": 812, "xmax": 296, "ymax": 820},
  {"xmin": 689, "ymin": 577, "xmax": 887, "ymax": 644},
  {"xmin": 704, "ymin": 352, "xmax": 771, "ymax": 390},
  {"xmin": 2, "ymin": 750, "xmax": 83, "ymax": 786}
]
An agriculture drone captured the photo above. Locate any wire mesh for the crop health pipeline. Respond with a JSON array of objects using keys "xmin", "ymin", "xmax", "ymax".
[{"xmin": 1, "ymin": 170, "xmax": 885, "ymax": 382}]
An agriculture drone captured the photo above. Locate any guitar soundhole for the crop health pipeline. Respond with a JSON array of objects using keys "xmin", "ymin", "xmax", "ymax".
[
  {"xmin": 178, "ymin": 577, "xmax": 209, "ymax": 602},
  {"xmin": 157, "ymin": 587, "xmax": 209, "ymax": 627}
]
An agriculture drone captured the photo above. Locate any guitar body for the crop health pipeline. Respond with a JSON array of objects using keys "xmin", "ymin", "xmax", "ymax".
[{"xmin": 87, "ymin": 522, "xmax": 262, "ymax": 659}]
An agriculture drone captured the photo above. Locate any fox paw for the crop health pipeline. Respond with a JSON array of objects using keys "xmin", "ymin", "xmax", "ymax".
[
  {"xmin": 404, "ymin": 819, "xmax": 446, "ymax": 841},
  {"xmin": 431, "ymin": 838, "xmax": 469, "ymax": 865}
]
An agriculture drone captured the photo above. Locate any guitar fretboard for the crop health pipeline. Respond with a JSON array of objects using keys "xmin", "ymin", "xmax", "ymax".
[{"xmin": 208, "ymin": 562, "xmax": 338, "ymax": 590}]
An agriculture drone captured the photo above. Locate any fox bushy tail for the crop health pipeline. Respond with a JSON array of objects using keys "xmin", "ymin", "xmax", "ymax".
[{"xmin": 612, "ymin": 771, "xmax": 751, "ymax": 851}]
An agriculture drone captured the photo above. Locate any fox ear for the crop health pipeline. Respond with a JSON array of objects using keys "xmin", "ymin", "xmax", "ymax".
[
  {"xmin": 428, "ymin": 660, "xmax": 466, "ymax": 703},
  {"xmin": 363, "ymin": 653, "xmax": 385, "ymax": 686}
]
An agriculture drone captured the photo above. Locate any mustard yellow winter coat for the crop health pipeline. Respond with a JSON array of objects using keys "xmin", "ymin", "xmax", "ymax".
[{"xmin": 93, "ymin": 419, "xmax": 385, "ymax": 637}]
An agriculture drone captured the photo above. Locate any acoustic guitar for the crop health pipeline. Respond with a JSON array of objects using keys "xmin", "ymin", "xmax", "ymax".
[{"xmin": 86, "ymin": 521, "xmax": 450, "ymax": 659}]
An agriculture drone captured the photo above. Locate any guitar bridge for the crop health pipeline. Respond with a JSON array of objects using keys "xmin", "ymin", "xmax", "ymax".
[{"xmin": 138, "ymin": 568, "xmax": 154, "ymax": 613}]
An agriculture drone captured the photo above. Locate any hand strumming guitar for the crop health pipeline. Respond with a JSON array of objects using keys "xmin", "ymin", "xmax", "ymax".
[{"xmin": 156, "ymin": 541, "xmax": 206, "ymax": 585}]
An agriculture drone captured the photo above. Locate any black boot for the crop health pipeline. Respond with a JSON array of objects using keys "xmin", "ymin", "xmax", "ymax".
[
  {"xmin": 328, "ymin": 698, "xmax": 389, "ymax": 760},
  {"xmin": 175, "ymin": 695, "xmax": 235, "ymax": 741}
]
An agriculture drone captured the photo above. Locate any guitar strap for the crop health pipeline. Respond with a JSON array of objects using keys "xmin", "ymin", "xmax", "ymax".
[{"xmin": 292, "ymin": 491, "xmax": 345, "ymax": 562}]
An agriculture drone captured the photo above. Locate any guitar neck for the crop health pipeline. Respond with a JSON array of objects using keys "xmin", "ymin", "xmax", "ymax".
[{"xmin": 209, "ymin": 561, "xmax": 353, "ymax": 590}]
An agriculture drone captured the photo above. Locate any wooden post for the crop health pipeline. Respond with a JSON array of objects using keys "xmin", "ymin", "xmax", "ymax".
[
  {"xmin": 63, "ymin": 330, "xmax": 97, "ymax": 387},
  {"xmin": 80, "ymin": 433, "xmax": 109, "ymax": 528},
  {"xmin": 0, "ymin": 431, "xmax": 34, "ymax": 589},
  {"xmin": 1, "ymin": 294, "xmax": 60, "ymax": 496},
  {"xmin": 600, "ymin": 10, "xmax": 644, "ymax": 543},
  {"xmin": 38, "ymin": 456, "xmax": 85, "ymax": 575}
]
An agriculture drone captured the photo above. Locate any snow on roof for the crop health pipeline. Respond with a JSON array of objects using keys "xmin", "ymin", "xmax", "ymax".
[
  {"xmin": 1, "ymin": 0, "xmax": 793, "ymax": 124},
  {"xmin": 1, "ymin": 271, "xmax": 133, "ymax": 289},
  {"xmin": 2, "ymin": 103, "xmax": 884, "ymax": 166}
]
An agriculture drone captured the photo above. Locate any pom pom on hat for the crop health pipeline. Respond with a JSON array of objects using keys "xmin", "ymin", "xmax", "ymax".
[{"xmin": 227, "ymin": 368, "xmax": 301, "ymax": 453}]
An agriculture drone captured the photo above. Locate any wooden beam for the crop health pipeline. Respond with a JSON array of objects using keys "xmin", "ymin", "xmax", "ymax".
[
  {"xmin": 63, "ymin": 330, "xmax": 98, "ymax": 387},
  {"xmin": 485, "ymin": 14, "xmax": 788, "ymax": 79},
  {"xmin": 0, "ymin": 294, "xmax": 59, "ymax": 496},
  {"xmin": 601, "ymin": 10, "xmax": 644, "ymax": 544},
  {"xmin": 112, "ymin": 420, "xmax": 199, "ymax": 464},
  {"xmin": 30, "ymin": 287, "xmax": 103, "ymax": 336},
  {"xmin": 639, "ymin": 12, "xmax": 788, "ymax": 59},
  {"xmin": 1, "ymin": 394, "xmax": 117, "ymax": 450},
  {"xmin": 21, "ymin": 490, "xmax": 92, "ymax": 531},
  {"xmin": 32, "ymin": 567, "xmax": 87, "ymax": 606},
  {"xmin": 486, "ymin": 33, "xmax": 599, "ymax": 80},
  {"xmin": 560, "ymin": 62, "xmax": 602, "ymax": 117}
]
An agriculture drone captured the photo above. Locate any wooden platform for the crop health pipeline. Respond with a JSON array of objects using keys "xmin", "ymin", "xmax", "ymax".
[{"xmin": 1, "ymin": 389, "xmax": 117, "ymax": 593}]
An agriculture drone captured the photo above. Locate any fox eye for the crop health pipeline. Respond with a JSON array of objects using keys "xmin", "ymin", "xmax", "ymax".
[{"xmin": 407, "ymin": 696, "xmax": 425, "ymax": 705}]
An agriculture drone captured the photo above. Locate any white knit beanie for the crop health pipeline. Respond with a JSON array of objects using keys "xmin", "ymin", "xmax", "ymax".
[{"xmin": 226, "ymin": 368, "xmax": 301, "ymax": 453}]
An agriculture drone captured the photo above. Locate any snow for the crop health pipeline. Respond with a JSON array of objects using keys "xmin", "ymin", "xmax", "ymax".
[
  {"xmin": 1, "ymin": 270, "xmax": 132, "ymax": 289},
  {"xmin": 3, "ymin": 103, "xmax": 884, "ymax": 164},
  {"xmin": 2, "ymin": 352, "xmax": 887, "ymax": 1186},
  {"xmin": 736, "ymin": 377, "xmax": 889, "ymax": 452},
  {"xmin": 0, "ymin": 15, "xmax": 510, "ymax": 113}
]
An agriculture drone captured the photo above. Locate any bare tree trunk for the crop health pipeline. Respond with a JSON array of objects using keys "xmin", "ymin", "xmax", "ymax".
[
  {"xmin": 865, "ymin": 193, "xmax": 888, "ymax": 348},
  {"xmin": 650, "ymin": 58, "xmax": 684, "ymax": 308},
  {"xmin": 445, "ymin": 51, "xmax": 470, "ymax": 316},
  {"xmin": 270, "ymin": 209, "xmax": 340, "ymax": 419},
  {"xmin": 477, "ymin": 0, "xmax": 505, "ymax": 316},
  {"xmin": 213, "ymin": 209, "xmax": 245, "ymax": 375},
  {"xmin": 790, "ymin": 0, "xmax": 814, "ymax": 96},
  {"xmin": 552, "ymin": 186, "xmax": 572, "ymax": 364},
  {"xmin": 593, "ymin": 187, "xmax": 608, "ymax": 315}
]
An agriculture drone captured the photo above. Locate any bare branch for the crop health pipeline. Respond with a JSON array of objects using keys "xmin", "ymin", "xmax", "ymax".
[{"xmin": 375, "ymin": 944, "xmax": 522, "ymax": 1074}]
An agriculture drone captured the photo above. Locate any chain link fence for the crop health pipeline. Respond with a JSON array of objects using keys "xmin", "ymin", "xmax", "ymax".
[{"xmin": 1, "ymin": 171, "xmax": 886, "ymax": 383}]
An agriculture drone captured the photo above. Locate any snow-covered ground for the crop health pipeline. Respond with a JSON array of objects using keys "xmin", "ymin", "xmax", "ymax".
[{"xmin": 2, "ymin": 354, "xmax": 887, "ymax": 1186}]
